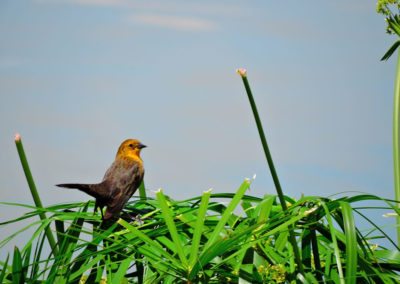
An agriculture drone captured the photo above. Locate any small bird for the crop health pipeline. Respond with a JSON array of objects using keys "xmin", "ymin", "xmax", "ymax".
[{"xmin": 57, "ymin": 139, "xmax": 146, "ymax": 221}]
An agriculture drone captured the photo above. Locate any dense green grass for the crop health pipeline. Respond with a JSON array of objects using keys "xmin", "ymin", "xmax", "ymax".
[{"xmin": 1, "ymin": 183, "xmax": 399, "ymax": 283}]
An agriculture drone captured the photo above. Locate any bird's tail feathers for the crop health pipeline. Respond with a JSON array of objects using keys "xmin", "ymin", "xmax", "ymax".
[
  {"xmin": 56, "ymin": 183, "xmax": 92, "ymax": 194},
  {"xmin": 56, "ymin": 183, "xmax": 107, "ymax": 201}
]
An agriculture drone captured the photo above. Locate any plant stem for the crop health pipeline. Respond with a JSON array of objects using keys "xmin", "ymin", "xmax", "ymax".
[
  {"xmin": 238, "ymin": 71, "xmax": 286, "ymax": 209},
  {"xmin": 138, "ymin": 181, "xmax": 147, "ymax": 200},
  {"xmin": 14, "ymin": 134, "xmax": 58, "ymax": 255},
  {"xmin": 237, "ymin": 68, "xmax": 304, "ymax": 274},
  {"xmin": 393, "ymin": 51, "xmax": 400, "ymax": 245}
]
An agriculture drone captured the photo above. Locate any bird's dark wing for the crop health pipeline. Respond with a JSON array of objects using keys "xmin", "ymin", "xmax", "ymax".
[
  {"xmin": 102, "ymin": 159, "xmax": 144, "ymax": 195},
  {"xmin": 102, "ymin": 160, "xmax": 144, "ymax": 219}
]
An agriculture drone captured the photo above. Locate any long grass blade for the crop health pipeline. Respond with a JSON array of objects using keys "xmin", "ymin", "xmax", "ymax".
[
  {"xmin": 256, "ymin": 195, "xmax": 275, "ymax": 223},
  {"xmin": 339, "ymin": 202, "xmax": 357, "ymax": 284},
  {"xmin": 188, "ymin": 189, "xmax": 211, "ymax": 269},
  {"xmin": 203, "ymin": 178, "xmax": 251, "ymax": 252},
  {"xmin": 111, "ymin": 255, "xmax": 134, "ymax": 284},
  {"xmin": 12, "ymin": 246, "xmax": 22, "ymax": 284},
  {"xmin": 321, "ymin": 201, "xmax": 345, "ymax": 284},
  {"xmin": 0, "ymin": 253, "xmax": 10, "ymax": 283},
  {"xmin": 118, "ymin": 219, "xmax": 183, "ymax": 269},
  {"xmin": 156, "ymin": 189, "xmax": 189, "ymax": 268},
  {"xmin": 21, "ymin": 244, "xmax": 31, "ymax": 281}
]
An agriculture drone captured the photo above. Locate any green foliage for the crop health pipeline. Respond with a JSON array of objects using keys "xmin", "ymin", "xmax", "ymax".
[
  {"xmin": 377, "ymin": 0, "xmax": 400, "ymax": 60},
  {"xmin": 1, "ymin": 185, "xmax": 399, "ymax": 283},
  {"xmin": 377, "ymin": 0, "xmax": 400, "ymax": 18}
]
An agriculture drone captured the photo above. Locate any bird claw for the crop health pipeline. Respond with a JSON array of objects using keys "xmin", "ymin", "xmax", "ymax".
[
  {"xmin": 131, "ymin": 213, "xmax": 143, "ymax": 225},
  {"xmin": 120, "ymin": 212, "xmax": 143, "ymax": 225},
  {"xmin": 132, "ymin": 214, "xmax": 143, "ymax": 225}
]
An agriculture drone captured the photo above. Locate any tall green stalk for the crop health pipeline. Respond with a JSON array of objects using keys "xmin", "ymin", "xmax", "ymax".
[
  {"xmin": 393, "ymin": 52, "xmax": 400, "ymax": 245},
  {"xmin": 138, "ymin": 181, "xmax": 147, "ymax": 200},
  {"xmin": 14, "ymin": 134, "xmax": 58, "ymax": 255},
  {"xmin": 236, "ymin": 68, "xmax": 304, "ymax": 274},
  {"xmin": 377, "ymin": 0, "xmax": 400, "ymax": 246}
]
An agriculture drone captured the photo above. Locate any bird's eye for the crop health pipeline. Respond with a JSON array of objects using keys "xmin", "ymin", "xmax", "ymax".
[{"xmin": 129, "ymin": 144, "xmax": 134, "ymax": 148}]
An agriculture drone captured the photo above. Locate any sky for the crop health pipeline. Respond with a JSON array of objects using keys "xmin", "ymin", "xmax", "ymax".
[{"xmin": 0, "ymin": 0, "xmax": 398, "ymax": 251}]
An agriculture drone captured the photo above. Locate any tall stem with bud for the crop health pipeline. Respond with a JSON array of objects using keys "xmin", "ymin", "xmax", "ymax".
[
  {"xmin": 14, "ymin": 134, "xmax": 58, "ymax": 255},
  {"xmin": 237, "ymin": 68, "xmax": 304, "ymax": 274}
]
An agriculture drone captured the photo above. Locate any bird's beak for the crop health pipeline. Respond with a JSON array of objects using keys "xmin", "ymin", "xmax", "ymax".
[{"xmin": 138, "ymin": 143, "xmax": 147, "ymax": 149}]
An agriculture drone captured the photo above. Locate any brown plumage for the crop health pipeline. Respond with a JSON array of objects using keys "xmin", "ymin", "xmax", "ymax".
[{"xmin": 57, "ymin": 139, "xmax": 146, "ymax": 220}]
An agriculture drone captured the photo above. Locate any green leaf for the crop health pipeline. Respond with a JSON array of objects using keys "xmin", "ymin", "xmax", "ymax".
[
  {"xmin": 12, "ymin": 247, "xmax": 22, "ymax": 284},
  {"xmin": 388, "ymin": 16, "xmax": 400, "ymax": 37},
  {"xmin": 321, "ymin": 201, "xmax": 345, "ymax": 284},
  {"xmin": 55, "ymin": 219, "xmax": 65, "ymax": 245},
  {"xmin": 339, "ymin": 201, "xmax": 357, "ymax": 284},
  {"xmin": 21, "ymin": 244, "xmax": 31, "ymax": 281},
  {"xmin": 203, "ymin": 179, "xmax": 252, "ymax": 251},
  {"xmin": 374, "ymin": 249, "xmax": 400, "ymax": 262},
  {"xmin": 156, "ymin": 189, "xmax": 189, "ymax": 268},
  {"xmin": 69, "ymin": 254, "xmax": 104, "ymax": 280},
  {"xmin": 189, "ymin": 189, "xmax": 211, "ymax": 270},
  {"xmin": 0, "ymin": 254, "xmax": 10, "ymax": 283},
  {"xmin": 118, "ymin": 219, "xmax": 183, "ymax": 270},
  {"xmin": 301, "ymin": 229, "xmax": 312, "ymax": 272},
  {"xmin": 256, "ymin": 195, "xmax": 275, "ymax": 223},
  {"xmin": 112, "ymin": 255, "xmax": 134, "ymax": 284},
  {"xmin": 381, "ymin": 40, "xmax": 400, "ymax": 61}
]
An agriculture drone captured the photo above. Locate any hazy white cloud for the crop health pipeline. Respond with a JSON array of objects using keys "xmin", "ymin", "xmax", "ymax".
[
  {"xmin": 34, "ymin": 0, "xmax": 126, "ymax": 6},
  {"xmin": 71, "ymin": 0, "xmax": 124, "ymax": 5},
  {"xmin": 34, "ymin": 0, "xmax": 244, "ymax": 16},
  {"xmin": 129, "ymin": 13, "xmax": 217, "ymax": 32}
]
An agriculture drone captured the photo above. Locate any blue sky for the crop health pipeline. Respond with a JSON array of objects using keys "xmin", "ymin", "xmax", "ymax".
[{"xmin": 0, "ymin": 0, "xmax": 397, "ymax": 249}]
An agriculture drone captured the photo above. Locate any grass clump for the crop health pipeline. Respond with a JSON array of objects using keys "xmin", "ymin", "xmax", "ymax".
[{"xmin": 1, "ymin": 184, "xmax": 399, "ymax": 283}]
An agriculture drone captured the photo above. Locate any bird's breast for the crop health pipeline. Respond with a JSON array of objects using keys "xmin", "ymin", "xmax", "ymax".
[{"xmin": 103, "ymin": 157, "xmax": 144, "ymax": 189}]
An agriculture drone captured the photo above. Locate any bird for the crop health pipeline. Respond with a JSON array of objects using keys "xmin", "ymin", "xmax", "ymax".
[{"xmin": 57, "ymin": 139, "xmax": 146, "ymax": 221}]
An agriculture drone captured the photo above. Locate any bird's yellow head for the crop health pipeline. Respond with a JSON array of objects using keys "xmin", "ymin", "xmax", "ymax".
[{"xmin": 116, "ymin": 139, "xmax": 146, "ymax": 161}]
